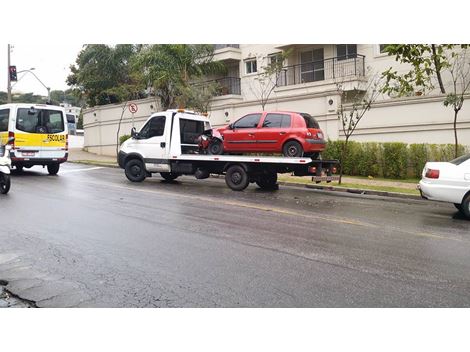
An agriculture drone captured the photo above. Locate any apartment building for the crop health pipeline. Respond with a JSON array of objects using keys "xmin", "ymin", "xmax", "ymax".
[{"xmin": 82, "ymin": 44, "xmax": 470, "ymax": 156}]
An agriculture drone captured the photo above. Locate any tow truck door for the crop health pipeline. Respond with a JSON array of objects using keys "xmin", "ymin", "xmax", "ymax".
[{"xmin": 134, "ymin": 114, "xmax": 170, "ymax": 172}]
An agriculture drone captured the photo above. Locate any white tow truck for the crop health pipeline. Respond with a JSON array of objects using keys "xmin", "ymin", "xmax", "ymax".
[{"xmin": 118, "ymin": 109, "xmax": 340, "ymax": 191}]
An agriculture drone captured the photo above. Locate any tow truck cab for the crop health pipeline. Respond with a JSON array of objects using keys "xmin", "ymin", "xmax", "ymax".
[{"xmin": 118, "ymin": 109, "xmax": 339, "ymax": 191}]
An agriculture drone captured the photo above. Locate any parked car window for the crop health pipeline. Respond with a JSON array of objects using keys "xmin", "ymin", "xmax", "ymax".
[
  {"xmin": 299, "ymin": 113, "xmax": 320, "ymax": 129},
  {"xmin": 180, "ymin": 118, "xmax": 205, "ymax": 144},
  {"xmin": 139, "ymin": 116, "xmax": 166, "ymax": 139},
  {"xmin": 0, "ymin": 109, "xmax": 9, "ymax": 132},
  {"xmin": 262, "ymin": 113, "xmax": 291, "ymax": 128},
  {"xmin": 233, "ymin": 113, "xmax": 262, "ymax": 129},
  {"xmin": 450, "ymin": 154, "xmax": 470, "ymax": 166},
  {"xmin": 16, "ymin": 108, "xmax": 64, "ymax": 134}
]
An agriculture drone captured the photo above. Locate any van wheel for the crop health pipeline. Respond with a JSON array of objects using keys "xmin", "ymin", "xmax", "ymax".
[
  {"xmin": 47, "ymin": 163, "xmax": 60, "ymax": 175},
  {"xmin": 125, "ymin": 159, "xmax": 146, "ymax": 182},
  {"xmin": 256, "ymin": 172, "xmax": 278, "ymax": 190},
  {"xmin": 208, "ymin": 140, "xmax": 223, "ymax": 155},
  {"xmin": 160, "ymin": 172, "xmax": 179, "ymax": 181},
  {"xmin": 225, "ymin": 165, "xmax": 249, "ymax": 191},
  {"xmin": 283, "ymin": 141, "xmax": 303, "ymax": 157},
  {"xmin": 462, "ymin": 194, "xmax": 470, "ymax": 219},
  {"xmin": 0, "ymin": 174, "xmax": 10, "ymax": 194}
]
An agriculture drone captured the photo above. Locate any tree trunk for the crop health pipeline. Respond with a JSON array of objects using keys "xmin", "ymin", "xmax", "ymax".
[
  {"xmin": 338, "ymin": 140, "xmax": 348, "ymax": 185},
  {"xmin": 431, "ymin": 44, "xmax": 446, "ymax": 94},
  {"xmin": 454, "ymin": 109, "xmax": 459, "ymax": 158}
]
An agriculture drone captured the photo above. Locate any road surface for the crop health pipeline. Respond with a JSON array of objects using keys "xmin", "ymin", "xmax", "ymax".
[{"xmin": 1, "ymin": 163, "xmax": 469, "ymax": 307}]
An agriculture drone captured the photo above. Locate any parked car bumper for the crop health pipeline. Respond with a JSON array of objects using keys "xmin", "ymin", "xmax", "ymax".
[{"xmin": 418, "ymin": 179, "xmax": 467, "ymax": 204}]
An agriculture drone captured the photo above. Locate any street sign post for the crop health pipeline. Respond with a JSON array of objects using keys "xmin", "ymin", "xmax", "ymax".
[{"xmin": 129, "ymin": 103, "xmax": 138, "ymax": 128}]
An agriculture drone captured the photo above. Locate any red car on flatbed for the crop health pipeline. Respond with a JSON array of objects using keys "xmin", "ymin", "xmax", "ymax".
[{"xmin": 201, "ymin": 111, "xmax": 326, "ymax": 158}]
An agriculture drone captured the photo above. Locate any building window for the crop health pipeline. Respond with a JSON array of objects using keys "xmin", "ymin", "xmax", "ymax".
[
  {"xmin": 300, "ymin": 49, "xmax": 324, "ymax": 83},
  {"xmin": 268, "ymin": 53, "xmax": 283, "ymax": 66},
  {"xmin": 245, "ymin": 59, "xmax": 257, "ymax": 75},
  {"xmin": 336, "ymin": 44, "xmax": 357, "ymax": 60},
  {"xmin": 379, "ymin": 44, "xmax": 391, "ymax": 54}
]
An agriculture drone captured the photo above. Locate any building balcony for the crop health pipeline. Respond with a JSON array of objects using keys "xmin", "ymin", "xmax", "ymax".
[
  {"xmin": 195, "ymin": 77, "xmax": 241, "ymax": 96},
  {"xmin": 276, "ymin": 54, "xmax": 365, "ymax": 87},
  {"xmin": 212, "ymin": 44, "xmax": 241, "ymax": 63}
]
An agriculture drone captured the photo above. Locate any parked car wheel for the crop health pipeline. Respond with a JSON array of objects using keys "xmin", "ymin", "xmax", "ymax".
[
  {"xmin": 256, "ymin": 172, "xmax": 278, "ymax": 190},
  {"xmin": 454, "ymin": 203, "xmax": 463, "ymax": 212},
  {"xmin": 0, "ymin": 174, "xmax": 10, "ymax": 194},
  {"xmin": 160, "ymin": 172, "xmax": 179, "ymax": 181},
  {"xmin": 462, "ymin": 194, "xmax": 470, "ymax": 219},
  {"xmin": 125, "ymin": 159, "xmax": 146, "ymax": 182},
  {"xmin": 283, "ymin": 141, "xmax": 303, "ymax": 157},
  {"xmin": 47, "ymin": 163, "xmax": 60, "ymax": 175},
  {"xmin": 225, "ymin": 165, "xmax": 249, "ymax": 191},
  {"xmin": 208, "ymin": 140, "xmax": 224, "ymax": 155}
]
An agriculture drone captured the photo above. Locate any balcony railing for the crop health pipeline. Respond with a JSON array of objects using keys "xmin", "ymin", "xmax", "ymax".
[
  {"xmin": 213, "ymin": 44, "xmax": 240, "ymax": 50},
  {"xmin": 193, "ymin": 77, "xmax": 241, "ymax": 96},
  {"xmin": 276, "ymin": 54, "xmax": 365, "ymax": 87}
]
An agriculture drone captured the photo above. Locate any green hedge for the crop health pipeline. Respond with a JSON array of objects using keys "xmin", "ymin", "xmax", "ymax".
[{"xmin": 322, "ymin": 140, "xmax": 469, "ymax": 179}]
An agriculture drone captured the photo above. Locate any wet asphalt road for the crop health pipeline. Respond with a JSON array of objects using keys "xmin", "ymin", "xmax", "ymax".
[{"xmin": 1, "ymin": 163, "xmax": 470, "ymax": 307}]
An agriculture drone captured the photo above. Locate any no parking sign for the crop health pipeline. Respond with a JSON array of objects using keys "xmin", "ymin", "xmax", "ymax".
[{"xmin": 128, "ymin": 103, "xmax": 138, "ymax": 114}]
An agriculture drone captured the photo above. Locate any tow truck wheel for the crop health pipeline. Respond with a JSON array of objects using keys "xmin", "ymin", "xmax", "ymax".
[
  {"xmin": 47, "ymin": 163, "xmax": 60, "ymax": 175},
  {"xmin": 160, "ymin": 172, "xmax": 179, "ymax": 181},
  {"xmin": 283, "ymin": 141, "xmax": 303, "ymax": 157},
  {"xmin": 256, "ymin": 172, "xmax": 278, "ymax": 190},
  {"xmin": 208, "ymin": 140, "xmax": 223, "ymax": 155},
  {"xmin": 125, "ymin": 159, "xmax": 146, "ymax": 182},
  {"xmin": 225, "ymin": 165, "xmax": 249, "ymax": 191},
  {"xmin": 0, "ymin": 174, "xmax": 10, "ymax": 194},
  {"xmin": 462, "ymin": 194, "xmax": 470, "ymax": 219}
]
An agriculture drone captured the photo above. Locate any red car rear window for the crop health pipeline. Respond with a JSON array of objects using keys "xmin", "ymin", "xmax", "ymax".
[{"xmin": 299, "ymin": 113, "xmax": 320, "ymax": 129}]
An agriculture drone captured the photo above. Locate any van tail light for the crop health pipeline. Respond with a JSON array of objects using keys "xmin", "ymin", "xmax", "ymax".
[
  {"xmin": 425, "ymin": 168, "xmax": 440, "ymax": 179},
  {"xmin": 8, "ymin": 131, "xmax": 15, "ymax": 149}
]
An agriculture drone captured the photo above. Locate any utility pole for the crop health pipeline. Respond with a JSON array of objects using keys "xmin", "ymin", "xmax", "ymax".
[{"xmin": 7, "ymin": 44, "xmax": 11, "ymax": 103}]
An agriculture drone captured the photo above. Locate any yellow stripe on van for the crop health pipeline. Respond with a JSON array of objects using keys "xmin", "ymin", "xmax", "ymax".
[
  {"xmin": 0, "ymin": 131, "xmax": 7, "ymax": 145},
  {"xmin": 13, "ymin": 133, "xmax": 67, "ymax": 148}
]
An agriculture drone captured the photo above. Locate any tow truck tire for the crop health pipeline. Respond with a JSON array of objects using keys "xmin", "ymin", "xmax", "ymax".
[
  {"xmin": 283, "ymin": 141, "xmax": 303, "ymax": 157},
  {"xmin": 208, "ymin": 140, "xmax": 223, "ymax": 155},
  {"xmin": 225, "ymin": 165, "xmax": 249, "ymax": 191},
  {"xmin": 160, "ymin": 172, "xmax": 179, "ymax": 181},
  {"xmin": 125, "ymin": 159, "xmax": 146, "ymax": 182},
  {"xmin": 462, "ymin": 194, "xmax": 470, "ymax": 219},
  {"xmin": 0, "ymin": 174, "xmax": 10, "ymax": 194},
  {"xmin": 47, "ymin": 163, "xmax": 60, "ymax": 175},
  {"xmin": 256, "ymin": 172, "xmax": 278, "ymax": 190}
]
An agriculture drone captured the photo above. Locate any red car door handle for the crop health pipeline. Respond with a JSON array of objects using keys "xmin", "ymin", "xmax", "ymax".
[
  {"xmin": 279, "ymin": 132, "xmax": 286, "ymax": 135},
  {"xmin": 248, "ymin": 133, "xmax": 254, "ymax": 137}
]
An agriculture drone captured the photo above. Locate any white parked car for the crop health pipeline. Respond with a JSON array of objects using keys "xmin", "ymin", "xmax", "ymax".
[{"xmin": 418, "ymin": 154, "xmax": 470, "ymax": 218}]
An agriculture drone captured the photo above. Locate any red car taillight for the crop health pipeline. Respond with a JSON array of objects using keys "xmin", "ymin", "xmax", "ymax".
[{"xmin": 425, "ymin": 168, "xmax": 440, "ymax": 179}]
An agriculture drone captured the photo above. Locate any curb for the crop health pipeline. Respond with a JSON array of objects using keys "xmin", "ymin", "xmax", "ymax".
[
  {"xmin": 67, "ymin": 160, "xmax": 119, "ymax": 168},
  {"xmin": 66, "ymin": 161, "xmax": 422, "ymax": 201}
]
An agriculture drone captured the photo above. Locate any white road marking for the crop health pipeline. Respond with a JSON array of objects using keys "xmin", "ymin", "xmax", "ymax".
[{"xmin": 60, "ymin": 167, "xmax": 104, "ymax": 174}]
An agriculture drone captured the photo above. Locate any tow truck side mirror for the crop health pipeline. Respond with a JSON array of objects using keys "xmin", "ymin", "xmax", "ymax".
[{"xmin": 131, "ymin": 127, "xmax": 138, "ymax": 139}]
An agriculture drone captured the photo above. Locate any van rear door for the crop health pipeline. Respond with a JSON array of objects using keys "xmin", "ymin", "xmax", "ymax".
[{"xmin": 15, "ymin": 107, "xmax": 67, "ymax": 160}]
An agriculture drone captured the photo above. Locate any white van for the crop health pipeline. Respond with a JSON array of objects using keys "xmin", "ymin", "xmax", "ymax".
[{"xmin": 0, "ymin": 103, "xmax": 68, "ymax": 174}]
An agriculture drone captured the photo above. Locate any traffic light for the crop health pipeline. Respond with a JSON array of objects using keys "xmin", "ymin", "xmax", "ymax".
[{"xmin": 9, "ymin": 65, "xmax": 17, "ymax": 82}]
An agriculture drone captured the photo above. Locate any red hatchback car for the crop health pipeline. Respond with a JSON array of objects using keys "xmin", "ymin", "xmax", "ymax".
[{"xmin": 204, "ymin": 111, "xmax": 326, "ymax": 157}]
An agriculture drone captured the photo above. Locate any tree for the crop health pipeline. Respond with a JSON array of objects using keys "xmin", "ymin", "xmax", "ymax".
[
  {"xmin": 249, "ymin": 50, "xmax": 291, "ymax": 110},
  {"xmin": 67, "ymin": 44, "xmax": 144, "ymax": 107},
  {"xmin": 381, "ymin": 44, "xmax": 461, "ymax": 96},
  {"xmin": 133, "ymin": 44, "xmax": 226, "ymax": 110},
  {"xmin": 336, "ymin": 74, "xmax": 383, "ymax": 184},
  {"xmin": 443, "ymin": 48, "xmax": 470, "ymax": 158}
]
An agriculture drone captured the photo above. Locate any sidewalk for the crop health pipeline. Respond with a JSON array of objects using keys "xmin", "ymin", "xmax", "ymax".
[{"xmin": 67, "ymin": 149, "xmax": 421, "ymax": 199}]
